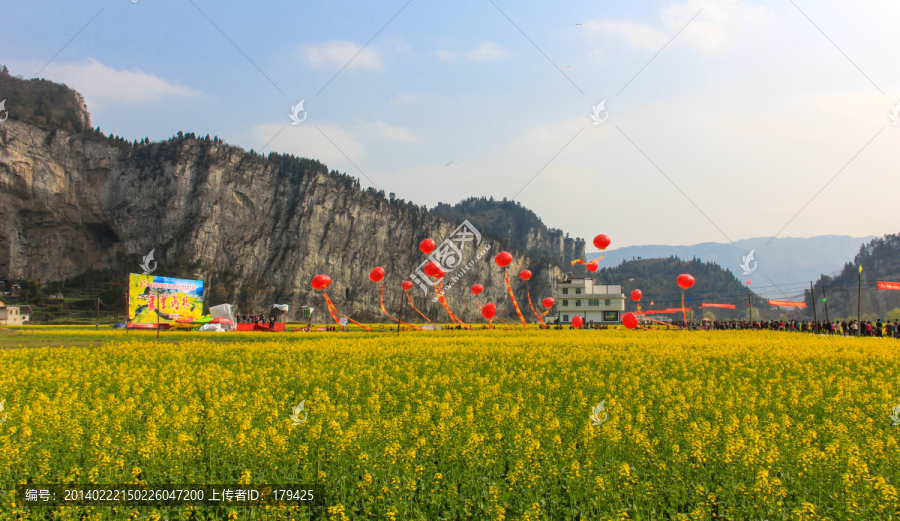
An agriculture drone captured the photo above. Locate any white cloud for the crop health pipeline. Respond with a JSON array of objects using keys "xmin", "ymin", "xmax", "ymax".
[
  {"xmin": 245, "ymin": 122, "xmax": 367, "ymax": 169},
  {"xmin": 584, "ymin": 20, "xmax": 668, "ymax": 50},
  {"xmin": 583, "ymin": 1, "xmax": 775, "ymax": 54},
  {"xmin": 467, "ymin": 42, "xmax": 508, "ymax": 62},
  {"xmin": 393, "ymin": 92, "xmax": 422, "ymax": 104},
  {"xmin": 363, "ymin": 120, "xmax": 420, "ymax": 142},
  {"xmin": 303, "ymin": 41, "xmax": 383, "ymax": 70},
  {"xmin": 435, "ymin": 50, "xmax": 457, "ymax": 61},
  {"xmin": 32, "ymin": 59, "xmax": 197, "ymax": 107}
]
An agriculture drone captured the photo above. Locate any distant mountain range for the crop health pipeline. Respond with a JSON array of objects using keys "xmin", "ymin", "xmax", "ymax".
[{"xmin": 588, "ymin": 235, "xmax": 875, "ymax": 288}]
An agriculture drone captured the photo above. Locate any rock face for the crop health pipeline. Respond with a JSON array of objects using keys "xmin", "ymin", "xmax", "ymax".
[{"xmin": 0, "ymin": 118, "xmax": 586, "ymax": 322}]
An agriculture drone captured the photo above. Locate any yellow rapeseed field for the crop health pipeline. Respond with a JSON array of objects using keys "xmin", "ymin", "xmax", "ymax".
[{"xmin": 1, "ymin": 327, "xmax": 899, "ymax": 520}]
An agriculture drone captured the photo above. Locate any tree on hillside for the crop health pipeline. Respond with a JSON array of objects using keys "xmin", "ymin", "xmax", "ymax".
[{"xmin": 703, "ymin": 311, "xmax": 716, "ymax": 321}]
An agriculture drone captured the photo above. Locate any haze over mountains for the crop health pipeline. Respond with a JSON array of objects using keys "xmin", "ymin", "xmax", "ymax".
[{"xmin": 588, "ymin": 235, "xmax": 875, "ymax": 289}]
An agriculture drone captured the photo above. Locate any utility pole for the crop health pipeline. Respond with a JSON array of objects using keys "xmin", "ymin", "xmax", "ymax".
[
  {"xmin": 125, "ymin": 285, "xmax": 130, "ymax": 336},
  {"xmin": 396, "ymin": 287, "xmax": 404, "ymax": 337},
  {"xmin": 857, "ymin": 265, "xmax": 862, "ymax": 337},
  {"xmin": 748, "ymin": 287, "xmax": 752, "ymax": 323},
  {"xmin": 810, "ymin": 282, "xmax": 818, "ymax": 333}
]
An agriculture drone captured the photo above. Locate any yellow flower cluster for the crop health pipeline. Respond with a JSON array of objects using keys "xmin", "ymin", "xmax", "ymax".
[{"xmin": 0, "ymin": 327, "xmax": 898, "ymax": 519}]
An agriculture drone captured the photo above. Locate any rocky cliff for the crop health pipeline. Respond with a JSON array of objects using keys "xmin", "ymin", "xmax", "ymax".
[{"xmin": 0, "ymin": 76, "xmax": 586, "ymax": 323}]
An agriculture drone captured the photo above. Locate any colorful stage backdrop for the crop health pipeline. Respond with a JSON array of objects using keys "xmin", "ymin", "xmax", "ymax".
[{"xmin": 129, "ymin": 274, "xmax": 205, "ymax": 325}]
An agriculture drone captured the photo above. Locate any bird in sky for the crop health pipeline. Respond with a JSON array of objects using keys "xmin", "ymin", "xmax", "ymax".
[{"xmin": 446, "ymin": 160, "xmax": 453, "ymax": 166}]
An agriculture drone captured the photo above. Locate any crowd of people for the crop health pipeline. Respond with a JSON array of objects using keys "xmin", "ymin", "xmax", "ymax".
[
  {"xmin": 238, "ymin": 313, "xmax": 276, "ymax": 328},
  {"xmin": 666, "ymin": 318, "xmax": 900, "ymax": 337}
]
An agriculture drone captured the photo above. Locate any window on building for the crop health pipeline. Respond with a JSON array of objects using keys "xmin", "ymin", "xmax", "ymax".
[
  {"xmin": 605, "ymin": 299, "xmax": 611, "ymax": 306},
  {"xmin": 562, "ymin": 288, "xmax": 568, "ymax": 294},
  {"xmin": 589, "ymin": 299, "xmax": 599, "ymax": 306},
  {"xmin": 575, "ymin": 288, "xmax": 582, "ymax": 294},
  {"xmin": 562, "ymin": 300, "xmax": 568, "ymax": 306},
  {"xmin": 563, "ymin": 315, "xmax": 569, "ymax": 322},
  {"xmin": 575, "ymin": 300, "xmax": 582, "ymax": 307}
]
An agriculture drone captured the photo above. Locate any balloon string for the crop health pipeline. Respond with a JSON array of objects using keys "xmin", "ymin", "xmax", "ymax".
[
  {"xmin": 323, "ymin": 292, "xmax": 373, "ymax": 331},
  {"xmin": 504, "ymin": 269, "xmax": 528, "ymax": 328},
  {"xmin": 405, "ymin": 291, "xmax": 433, "ymax": 323},
  {"xmin": 380, "ymin": 284, "xmax": 421, "ymax": 330},
  {"xmin": 476, "ymin": 297, "xmax": 511, "ymax": 325},
  {"xmin": 682, "ymin": 292, "xmax": 686, "ymax": 326},
  {"xmin": 525, "ymin": 283, "xmax": 547, "ymax": 327}
]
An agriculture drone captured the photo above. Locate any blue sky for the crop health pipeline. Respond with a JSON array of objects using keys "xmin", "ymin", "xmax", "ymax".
[{"xmin": 3, "ymin": 0, "xmax": 900, "ymax": 249}]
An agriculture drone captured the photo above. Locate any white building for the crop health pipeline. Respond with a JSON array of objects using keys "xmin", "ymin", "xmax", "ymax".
[
  {"xmin": 556, "ymin": 276, "xmax": 625, "ymax": 325},
  {"xmin": 0, "ymin": 301, "xmax": 25, "ymax": 326}
]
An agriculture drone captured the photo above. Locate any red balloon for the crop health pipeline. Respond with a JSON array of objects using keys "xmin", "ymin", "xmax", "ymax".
[
  {"xmin": 593, "ymin": 234, "xmax": 611, "ymax": 250},
  {"xmin": 423, "ymin": 261, "xmax": 444, "ymax": 278},
  {"xmin": 677, "ymin": 274, "xmax": 695, "ymax": 290},
  {"xmin": 542, "ymin": 297, "xmax": 555, "ymax": 308},
  {"xmin": 572, "ymin": 316, "xmax": 584, "ymax": 328},
  {"xmin": 622, "ymin": 312, "xmax": 638, "ymax": 329},
  {"xmin": 481, "ymin": 303, "xmax": 496, "ymax": 319},
  {"xmin": 586, "ymin": 262, "xmax": 599, "ymax": 273},
  {"xmin": 630, "ymin": 289, "xmax": 642, "ymax": 301},
  {"xmin": 401, "ymin": 281, "xmax": 413, "ymax": 291},
  {"xmin": 420, "ymin": 238, "xmax": 436, "ymax": 255},
  {"xmin": 471, "ymin": 284, "xmax": 484, "ymax": 295},
  {"xmin": 369, "ymin": 266, "xmax": 385, "ymax": 283},
  {"xmin": 519, "ymin": 270, "xmax": 532, "ymax": 281},
  {"xmin": 311, "ymin": 274, "xmax": 331, "ymax": 290},
  {"xmin": 495, "ymin": 252, "xmax": 513, "ymax": 268}
]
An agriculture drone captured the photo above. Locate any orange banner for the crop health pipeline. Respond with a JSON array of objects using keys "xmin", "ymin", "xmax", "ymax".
[
  {"xmin": 322, "ymin": 292, "xmax": 342, "ymax": 326},
  {"xmin": 701, "ymin": 303, "xmax": 736, "ymax": 309},
  {"xmin": 323, "ymin": 292, "xmax": 373, "ymax": 331},
  {"xmin": 380, "ymin": 285, "xmax": 421, "ymax": 330},
  {"xmin": 768, "ymin": 300, "xmax": 807, "ymax": 308},
  {"xmin": 437, "ymin": 281, "xmax": 469, "ymax": 328},
  {"xmin": 525, "ymin": 284, "xmax": 547, "ymax": 327},
  {"xmin": 877, "ymin": 281, "xmax": 900, "ymax": 290},
  {"xmin": 405, "ymin": 291, "xmax": 433, "ymax": 323},
  {"xmin": 504, "ymin": 269, "xmax": 528, "ymax": 328},
  {"xmin": 571, "ymin": 254, "xmax": 605, "ymax": 267}
]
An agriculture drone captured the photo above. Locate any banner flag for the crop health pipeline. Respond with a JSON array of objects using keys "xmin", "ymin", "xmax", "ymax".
[
  {"xmin": 323, "ymin": 293, "xmax": 373, "ymax": 330},
  {"xmin": 380, "ymin": 285, "xmax": 421, "ymax": 330},
  {"xmin": 504, "ymin": 269, "xmax": 528, "ymax": 328},
  {"xmin": 525, "ymin": 287, "xmax": 547, "ymax": 327},
  {"xmin": 700, "ymin": 303, "xmax": 736, "ymax": 309},
  {"xmin": 768, "ymin": 300, "xmax": 807, "ymax": 308},
  {"xmin": 437, "ymin": 281, "xmax": 468, "ymax": 328},
  {"xmin": 405, "ymin": 291, "xmax": 433, "ymax": 323},
  {"xmin": 877, "ymin": 281, "xmax": 900, "ymax": 290}
]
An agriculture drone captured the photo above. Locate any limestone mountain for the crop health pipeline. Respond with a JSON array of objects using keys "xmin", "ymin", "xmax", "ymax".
[{"xmin": 0, "ymin": 70, "xmax": 583, "ymax": 322}]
